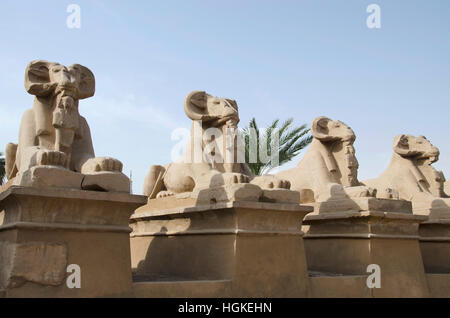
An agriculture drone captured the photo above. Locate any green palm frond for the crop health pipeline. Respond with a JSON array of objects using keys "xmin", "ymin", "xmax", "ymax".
[
  {"xmin": 0, "ymin": 152, "xmax": 5, "ymax": 185},
  {"xmin": 241, "ymin": 117, "xmax": 312, "ymax": 175}
]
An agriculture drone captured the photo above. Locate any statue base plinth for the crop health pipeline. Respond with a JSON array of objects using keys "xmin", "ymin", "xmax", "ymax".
[
  {"xmin": 303, "ymin": 197, "xmax": 430, "ymax": 297},
  {"xmin": 419, "ymin": 219, "xmax": 450, "ymax": 274},
  {"xmin": 12, "ymin": 166, "xmax": 130, "ymax": 193},
  {"xmin": 0, "ymin": 186, "xmax": 146, "ymax": 298},
  {"xmin": 130, "ymin": 196, "xmax": 313, "ymax": 297},
  {"xmin": 311, "ymin": 196, "xmax": 412, "ymax": 214},
  {"xmin": 410, "ymin": 198, "xmax": 450, "ymax": 274}
]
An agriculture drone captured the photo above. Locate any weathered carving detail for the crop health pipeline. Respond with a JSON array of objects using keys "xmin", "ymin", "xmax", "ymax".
[
  {"xmin": 277, "ymin": 116, "xmax": 377, "ymax": 203},
  {"xmin": 0, "ymin": 241, "xmax": 67, "ymax": 289},
  {"xmin": 5, "ymin": 60, "xmax": 129, "ymax": 192}
]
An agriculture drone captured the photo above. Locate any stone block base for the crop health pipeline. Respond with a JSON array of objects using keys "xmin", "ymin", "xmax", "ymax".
[
  {"xmin": 426, "ymin": 274, "xmax": 450, "ymax": 297},
  {"xmin": 12, "ymin": 166, "xmax": 130, "ymax": 193},
  {"xmin": 133, "ymin": 280, "xmax": 232, "ymax": 298},
  {"xmin": 0, "ymin": 186, "xmax": 146, "ymax": 297},
  {"xmin": 130, "ymin": 196, "xmax": 313, "ymax": 297},
  {"xmin": 419, "ymin": 219, "xmax": 450, "ymax": 274},
  {"xmin": 303, "ymin": 197, "xmax": 430, "ymax": 297},
  {"xmin": 309, "ymin": 275, "xmax": 371, "ymax": 298}
]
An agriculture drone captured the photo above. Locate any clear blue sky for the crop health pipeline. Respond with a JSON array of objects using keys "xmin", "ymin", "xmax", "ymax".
[{"xmin": 1, "ymin": 0, "xmax": 449, "ymax": 194}]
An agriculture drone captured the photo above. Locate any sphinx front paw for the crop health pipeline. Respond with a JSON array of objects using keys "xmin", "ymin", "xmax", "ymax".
[
  {"xmin": 344, "ymin": 185, "xmax": 377, "ymax": 198},
  {"xmin": 251, "ymin": 175, "xmax": 291, "ymax": 189},
  {"xmin": 206, "ymin": 172, "xmax": 251, "ymax": 188},
  {"xmin": 81, "ymin": 157, "xmax": 123, "ymax": 173},
  {"xmin": 156, "ymin": 190, "xmax": 175, "ymax": 198},
  {"xmin": 222, "ymin": 172, "xmax": 251, "ymax": 185},
  {"xmin": 376, "ymin": 188, "xmax": 399, "ymax": 199},
  {"xmin": 37, "ymin": 149, "xmax": 67, "ymax": 167}
]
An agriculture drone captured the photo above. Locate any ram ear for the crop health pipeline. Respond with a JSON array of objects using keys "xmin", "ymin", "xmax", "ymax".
[
  {"xmin": 71, "ymin": 64, "xmax": 95, "ymax": 99},
  {"xmin": 184, "ymin": 90, "xmax": 209, "ymax": 121},
  {"xmin": 24, "ymin": 60, "xmax": 57, "ymax": 96},
  {"xmin": 311, "ymin": 116, "xmax": 333, "ymax": 141},
  {"xmin": 393, "ymin": 134, "xmax": 420, "ymax": 157},
  {"xmin": 225, "ymin": 98, "xmax": 238, "ymax": 111}
]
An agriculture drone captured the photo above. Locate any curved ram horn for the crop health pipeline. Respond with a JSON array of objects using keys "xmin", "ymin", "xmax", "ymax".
[{"xmin": 184, "ymin": 90, "xmax": 207, "ymax": 121}]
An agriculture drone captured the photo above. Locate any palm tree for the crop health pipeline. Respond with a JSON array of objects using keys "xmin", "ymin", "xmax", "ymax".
[
  {"xmin": 241, "ymin": 117, "xmax": 312, "ymax": 175},
  {"xmin": 0, "ymin": 152, "xmax": 5, "ymax": 185}
]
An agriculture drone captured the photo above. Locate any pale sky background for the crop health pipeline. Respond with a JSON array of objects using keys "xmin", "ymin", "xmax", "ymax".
[{"xmin": 1, "ymin": 0, "xmax": 449, "ymax": 194}]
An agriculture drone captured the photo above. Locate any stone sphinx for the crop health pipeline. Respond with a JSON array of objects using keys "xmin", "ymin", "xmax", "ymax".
[
  {"xmin": 363, "ymin": 134, "xmax": 450, "ymax": 218},
  {"xmin": 277, "ymin": 116, "xmax": 376, "ymax": 203},
  {"xmin": 4, "ymin": 60, "xmax": 129, "ymax": 192},
  {"xmin": 143, "ymin": 90, "xmax": 295, "ymax": 203},
  {"xmin": 133, "ymin": 92, "xmax": 310, "ymax": 294}
]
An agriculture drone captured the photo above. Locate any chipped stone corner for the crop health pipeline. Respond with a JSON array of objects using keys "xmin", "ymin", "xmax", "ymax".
[{"xmin": 0, "ymin": 241, "xmax": 68, "ymax": 289}]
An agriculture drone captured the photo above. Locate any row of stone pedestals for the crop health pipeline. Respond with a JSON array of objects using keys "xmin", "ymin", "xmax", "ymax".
[{"xmin": 1, "ymin": 186, "xmax": 450, "ymax": 297}]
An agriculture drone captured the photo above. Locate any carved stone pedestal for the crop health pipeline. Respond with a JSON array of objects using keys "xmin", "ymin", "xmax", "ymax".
[
  {"xmin": 130, "ymin": 195, "xmax": 313, "ymax": 297},
  {"xmin": 302, "ymin": 197, "xmax": 430, "ymax": 297},
  {"xmin": 419, "ymin": 219, "xmax": 450, "ymax": 274},
  {"xmin": 414, "ymin": 198, "xmax": 450, "ymax": 275},
  {"xmin": 0, "ymin": 186, "xmax": 146, "ymax": 298}
]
